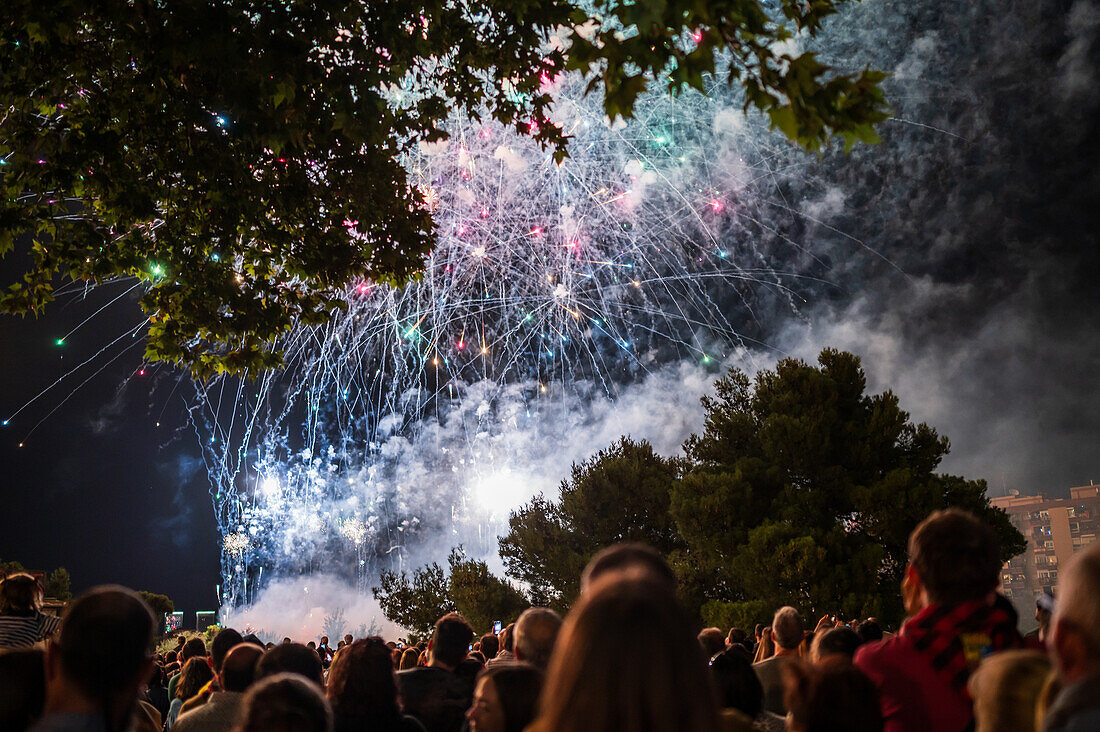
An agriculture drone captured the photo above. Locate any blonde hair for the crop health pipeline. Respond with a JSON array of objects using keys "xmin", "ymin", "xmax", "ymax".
[{"xmin": 968, "ymin": 650, "xmax": 1052, "ymax": 732}]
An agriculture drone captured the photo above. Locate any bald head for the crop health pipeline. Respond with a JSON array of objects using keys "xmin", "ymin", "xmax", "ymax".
[
  {"xmin": 221, "ymin": 643, "xmax": 263, "ymax": 693},
  {"xmin": 1052, "ymin": 542, "xmax": 1100, "ymax": 682},
  {"xmin": 514, "ymin": 607, "xmax": 562, "ymax": 670}
]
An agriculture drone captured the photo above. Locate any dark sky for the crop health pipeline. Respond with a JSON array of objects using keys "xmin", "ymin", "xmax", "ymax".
[{"xmin": 2, "ymin": 0, "xmax": 1098, "ymax": 615}]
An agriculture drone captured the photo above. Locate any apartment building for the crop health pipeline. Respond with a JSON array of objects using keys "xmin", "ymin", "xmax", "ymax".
[{"xmin": 991, "ymin": 482, "xmax": 1100, "ymax": 602}]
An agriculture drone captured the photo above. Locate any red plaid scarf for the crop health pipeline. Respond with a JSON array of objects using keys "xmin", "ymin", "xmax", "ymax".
[{"xmin": 902, "ymin": 601, "xmax": 1023, "ymax": 696}]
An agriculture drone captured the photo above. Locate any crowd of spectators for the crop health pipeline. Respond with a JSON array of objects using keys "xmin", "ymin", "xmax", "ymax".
[{"xmin": 2, "ymin": 507, "xmax": 1100, "ymax": 732}]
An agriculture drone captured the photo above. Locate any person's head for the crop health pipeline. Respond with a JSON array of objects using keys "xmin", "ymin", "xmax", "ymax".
[
  {"xmin": 282, "ymin": 637, "xmax": 293, "ymax": 645},
  {"xmin": 343, "ymin": 634, "xmax": 353, "ymax": 645},
  {"xmin": 165, "ymin": 650, "xmax": 178, "ymax": 665},
  {"xmin": 466, "ymin": 663, "xmax": 544, "ymax": 732},
  {"xmin": 238, "ymin": 672, "xmax": 333, "ymax": 732},
  {"xmin": 211, "ymin": 627, "xmax": 244, "ymax": 673},
  {"xmin": 0, "ymin": 573, "xmax": 42, "ymax": 614},
  {"xmin": 539, "ymin": 576, "xmax": 721, "ymax": 732},
  {"xmin": 726, "ymin": 627, "xmax": 748, "ymax": 647},
  {"xmin": 785, "ymin": 657, "xmax": 883, "ymax": 732},
  {"xmin": 399, "ymin": 647, "xmax": 420, "ymax": 670},
  {"xmin": 181, "ymin": 637, "xmax": 207, "ymax": 664},
  {"xmin": 480, "ymin": 632, "xmax": 500, "ymax": 660},
  {"xmin": 753, "ymin": 627, "xmax": 775, "ymax": 663},
  {"xmin": 698, "ymin": 627, "xmax": 725, "ymax": 659},
  {"xmin": 242, "ymin": 633, "xmax": 265, "ymax": 649},
  {"xmin": 499, "ymin": 623, "xmax": 516, "ymax": 653},
  {"xmin": 854, "ymin": 619, "xmax": 883, "ymax": 644},
  {"xmin": 308, "ymin": 641, "xmax": 316, "ymax": 649},
  {"xmin": 48, "ymin": 586, "xmax": 156, "ymax": 730},
  {"xmin": 320, "ymin": 636, "xmax": 329, "ymax": 645},
  {"xmin": 580, "ymin": 542, "xmax": 677, "ymax": 594},
  {"xmin": 1050, "ymin": 542, "xmax": 1100, "ymax": 683},
  {"xmin": 514, "ymin": 607, "xmax": 562, "ymax": 670},
  {"xmin": 175, "ymin": 636, "xmax": 186, "ymax": 647},
  {"xmin": 708, "ymin": 647, "xmax": 764, "ymax": 718},
  {"xmin": 755, "ymin": 624, "xmax": 764, "ymax": 641},
  {"xmin": 1036, "ymin": 594, "xmax": 1054, "ymax": 642},
  {"xmin": 0, "ymin": 648, "xmax": 46, "ymax": 729},
  {"xmin": 429, "ymin": 612, "xmax": 475, "ymax": 669},
  {"xmin": 326, "ymin": 637, "xmax": 401, "ymax": 721},
  {"xmin": 257, "ymin": 642, "xmax": 325, "ymax": 687},
  {"xmin": 811, "ymin": 627, "xmax": 862, "ymax": 664},
  {"xmin": 220, "ymin": 642, "xmax": 263, "ymax": 693},
  {"xmin": 967, "ymin": 650, "xmax": 1052, "ymax": 732},
  {"xmin": 177, "ymin": 657, "xmax": 215, "ymax": 700},
  {"xmin": 906, "ymin": 509, "xmax": 1001, "ymax": 611},
  {"xmin": 772, "ymin": 606, "xmax": 804, "ymax": 651}
]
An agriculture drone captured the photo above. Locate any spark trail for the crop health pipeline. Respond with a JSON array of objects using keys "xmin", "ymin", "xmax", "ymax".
[{"xmin": 192, "ymin": 71, "xmax": 804, "ymax": 607}]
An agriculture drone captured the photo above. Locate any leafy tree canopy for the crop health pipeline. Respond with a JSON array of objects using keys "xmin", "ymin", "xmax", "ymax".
[
  {"xmin": 499, "ymin": 436, "xmax": 685, "ymax": 610},
  {"xmin": 137, "ymin": 590, "xmax": 176, "ymax": 626},
  {"xmin": 498, "ymin": 349, "xmax": 1025, "ymax": 626},
  {"xmin": 1, "ymin": 0, "xmax": 887, "ymax": 376},
  {"xmin": 44, "ymin": 567, "xmax": 71, "ymax": 602},
  {"xmin": 373, "ymin": 547, "xmax": 526, "ymax": 637}
]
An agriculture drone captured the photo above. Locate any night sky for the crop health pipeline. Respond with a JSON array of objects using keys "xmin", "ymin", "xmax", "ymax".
[{"xmin": 2, "ymin": 0, "xmax": 1098, "ymax": 616}]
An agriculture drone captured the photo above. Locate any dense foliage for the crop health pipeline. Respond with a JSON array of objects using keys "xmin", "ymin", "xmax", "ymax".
[
  {"xmin": 1, "ymin": 0, "xmax": 887, "ymax": 375},
  {"xmin": 499, "ymin": 437, "xmax": 686, "ymax": 610},
  {"xmin": 373, "ymin": 548, "xmax": 526, "ymax": 638},
  {"xmin": 136, "ymin": 590, "xmax": 176, "ymax": 628},
  {"xmin": 375, "ymin": 349, "xmax": 1026, "ymax": 632}
]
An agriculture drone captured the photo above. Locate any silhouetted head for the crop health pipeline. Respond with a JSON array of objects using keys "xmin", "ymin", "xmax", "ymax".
[
  {"xmin": 238, "ymin": 673, "xmax": 333, "ymax": 732},
  {"xmin": 908, "ymin": 509, "xmax": 1001, "ymax": 605},
  {"xmin": 771, "ymin": 607, "xmax": 803, "ymax": 651},
  {"xmin": 539, "ymin": 575, "xmax": 721, "ymax": 732},
  {"xmin": 258, "ymin": 643, "xmax": 325, "ymax": 687},
  {"xmin": 430, "ymin": 613, "xmax": 474, "ymax": 669},
  {"xmin": 220, "ymin": 643, "xmax": 263, "ymax": 693},
  {"xmin": 54, "ymin": 586, "xmax": 156, "ymax": 709},
  {"xmin": 0, "ymin": 573, "xmax": 42, "ymax": 614},
  {"xmin": 811, "ymin": 627, "xmax": 862, "ymax": 663},
  {"xmin": 708, "ymin": 647, "xmax": 764, "ymax": 718},
  {"xmin": 326, "ymin": 637, "xmax": 401, "ymax": 721},
  {"xmin": 514, "ymin": 607, "xmax": 562, "ymax": 670},
  {"xmin": 211, "ymin": 627, "xmax": 244, "ymax": 672},
  {"xmin": 580, "ymin": 542, "xmax": 677, "ymax": 594},
  {"xmin": 480, "ymin": 632, "xmax": 500, "ymax": 660},
  {"xmin": 785, "ymin": 657, "xmax": 882, "ymax": 732}
]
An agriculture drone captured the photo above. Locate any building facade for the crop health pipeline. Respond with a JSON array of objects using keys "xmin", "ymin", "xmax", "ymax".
[{"xmin": 992, "ymin": 483, "xmax": 1100, "ymax": 603}]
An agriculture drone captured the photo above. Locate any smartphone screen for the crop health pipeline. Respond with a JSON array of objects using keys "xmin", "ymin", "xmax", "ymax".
[{"xmin": 493, "ymin": 620, "xmax": 502, "ymax": 634}]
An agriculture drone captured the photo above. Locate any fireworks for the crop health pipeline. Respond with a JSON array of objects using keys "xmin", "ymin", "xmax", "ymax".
[{"xmin": 196, "ymin": 68, "xmax": 801, "ymax": 606}]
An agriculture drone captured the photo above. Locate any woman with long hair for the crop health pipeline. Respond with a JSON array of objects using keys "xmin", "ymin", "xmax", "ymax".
[
  {"xmin": 167, "ymin": 657, "xmax": 214, "ymax": 728},
  {"xmin": 399, "ymin": 647, "xmax": 420, "ymax": 671},
  {"xmin": 0, "ymin": 573, "xmax": 61, "ymax": 649},
  {"xmin": 326, "ymin": 637, "xmax": 425, "ymax": 732},
  {"xmin": 533, "ymin": 575, "xmax": 721, "ymax": 732},
  {"xmin": 752, "ymin": 627, "xmax": 775, "ymax": 664},
  {"xmin": 466, "ymin": 664, "xmax": 543, "ymax": 732}
]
